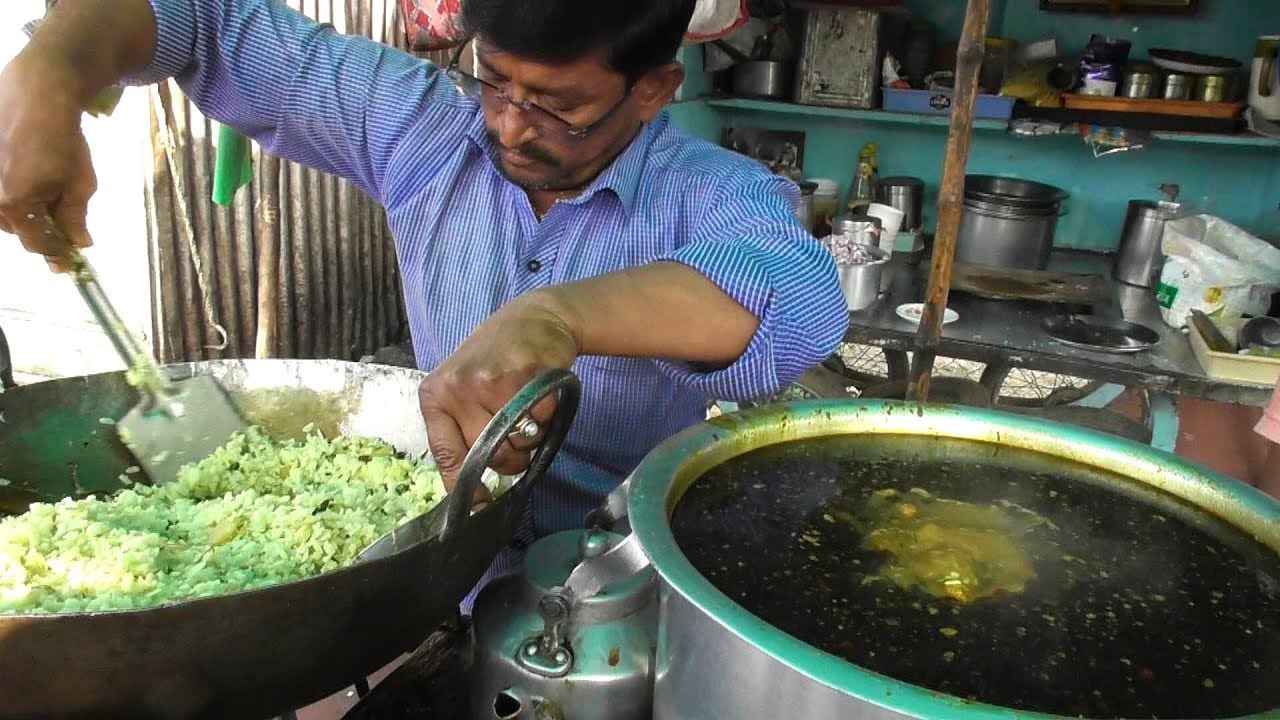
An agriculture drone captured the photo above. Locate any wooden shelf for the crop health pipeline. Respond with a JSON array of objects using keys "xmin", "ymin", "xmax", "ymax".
[
  {"xmin": 705, "ymin": 98, "xmax": 1011, "ymax": 132},
  {"xmin": 703, "ymin": 97, "xmax": 1280, "ymax": 150}
]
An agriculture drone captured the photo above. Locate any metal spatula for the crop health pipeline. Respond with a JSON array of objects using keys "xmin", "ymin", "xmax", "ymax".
[{"xmin": 63, "ymin": 246, "xmax": 247, "ymax": 484}]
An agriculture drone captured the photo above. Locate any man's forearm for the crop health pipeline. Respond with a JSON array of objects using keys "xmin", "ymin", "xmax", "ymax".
[
  {"xmin": 534, "ymin": 261, "xmax": 760, "ymax": 364},
  {"xmin": 24, "ymin": 0, "xmax": 157, "ymax": 106}
]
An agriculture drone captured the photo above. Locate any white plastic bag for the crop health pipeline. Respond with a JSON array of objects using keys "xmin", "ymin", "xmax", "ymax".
[
  {"xmin": 1156, "ymin": 214, "xmax": 1280, "ymax": 327},
  {"xmin": 686, "ymin": 0, "xmax": 749, "ymax": 42}
]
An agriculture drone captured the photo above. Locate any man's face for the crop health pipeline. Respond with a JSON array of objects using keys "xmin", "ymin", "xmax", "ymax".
[{"xmin": 473, "ymin": 42, "xmax": 672, "ymax": 192}]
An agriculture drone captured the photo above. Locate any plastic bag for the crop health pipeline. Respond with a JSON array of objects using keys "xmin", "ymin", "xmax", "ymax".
[
  {"xmin": 399, "ymin": 0, "xmax": 748, "ymax": 52},
  {"xmin": 687, "ymin": 0, "xmax": 750, "ymax": 42},
  {"xmin": 1156, "ymin": 214, "xmax": 1280, "ymax": 327},
  {"xmin": 400, "ymin": 0, "xmax": 466, "ymax": 52}
]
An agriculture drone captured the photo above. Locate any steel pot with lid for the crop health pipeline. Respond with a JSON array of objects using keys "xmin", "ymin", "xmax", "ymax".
[
  {"xmin": 554, "ymin": 401, "xmax": 1280, "ymax": 719},
  {"xmin": 957, "ymin": 176, "xmax": 1068, "ymax": 270}
]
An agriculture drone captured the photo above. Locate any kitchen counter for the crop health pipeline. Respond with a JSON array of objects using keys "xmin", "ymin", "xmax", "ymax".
[{"xmin": 845, "ymin": 250, "xmax": 1274, "ymax": 408}]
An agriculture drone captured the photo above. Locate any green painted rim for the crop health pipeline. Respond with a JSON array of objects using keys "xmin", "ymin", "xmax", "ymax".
[{"xmin": 627, "ymin": 400, "xmax": 1280, "ymax": 720}]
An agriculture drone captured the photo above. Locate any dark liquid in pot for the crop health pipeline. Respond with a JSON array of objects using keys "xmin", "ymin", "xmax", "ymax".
[{"xmin": 669, "ymin": 435, "xmax": 1280, "ymax": 718}]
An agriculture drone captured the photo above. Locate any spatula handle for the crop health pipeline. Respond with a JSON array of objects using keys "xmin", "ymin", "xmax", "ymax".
[{"xmin": 54, "ymin": 232, "xmax": 172, "ymax": 408}]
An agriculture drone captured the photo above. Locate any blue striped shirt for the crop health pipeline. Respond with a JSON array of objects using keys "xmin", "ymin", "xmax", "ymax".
[{"xmin": 131, "ymin": 0, "xmax": 847, "ymax": 533}]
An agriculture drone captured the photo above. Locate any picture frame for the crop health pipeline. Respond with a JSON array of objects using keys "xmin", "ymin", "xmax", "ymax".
[{"xmin": 1039, "ymin": 0, "xmax": 1199, "ymax": 15}]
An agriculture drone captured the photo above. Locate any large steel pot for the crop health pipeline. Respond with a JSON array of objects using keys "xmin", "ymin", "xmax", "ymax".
[
  {"xmin": 574, "ymin": 401, "xmax": 1279, "ymax": 719},
  {"xmin": 0, "ymin": 360, "xmax": 579, "ymax": 720},
  {"xmin": 955, "ymin": 176, "xmax": 1068, "ymax": 271},
  {"xmin": 955, "ymin": 197, "xmax": 1060, "ymax": 270}
]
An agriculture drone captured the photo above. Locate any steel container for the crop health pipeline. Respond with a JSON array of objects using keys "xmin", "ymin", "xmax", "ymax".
[
  {"xmin": 1113, "ymin": 200, "xmax": 1181, "ymax": 288},
  {"xmin": 1194, "ymin": 74, "xmax": 1231, "ymax": 103},
  {"xmin": 956, "ymin": 198, "xmax": 1059, "ymax": 270},
  {"xmin": 955, "ymin": 176, "xmax": 1067, "ymax": 271},
  {"xmin": 614, "ymin": 401, "xmax": 1280, "ymax": 719},
  {"xmin": 795, "ymin": 8, "xmax": 881, "ymax": 109},
  {"xmin": 1163, "ymin": 72, "xmax": 1194, "ymax": 100},
  {"xmin": 732, "ymin": 61, "xmax": 792, "ymax": 100},
  {"xmin": 875, "ymin": 176, "xmax": 925, "ymax": 232},
  {"xmin": 836, "ymin": 244, "xmax": 890, "ymax": 312}
]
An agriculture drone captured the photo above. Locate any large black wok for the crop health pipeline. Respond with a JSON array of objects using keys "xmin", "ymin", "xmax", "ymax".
[{"xmin": 0, "ymin": 360, "xmax": 580, "ymax": 720}]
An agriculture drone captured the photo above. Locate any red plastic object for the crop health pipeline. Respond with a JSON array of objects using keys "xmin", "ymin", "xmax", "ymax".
[{"xmin": 400, "ymin": 0, "xmax": 466, "ymax": 52}]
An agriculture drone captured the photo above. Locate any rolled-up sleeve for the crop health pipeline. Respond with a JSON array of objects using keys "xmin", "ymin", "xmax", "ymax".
[
  {"xmin": 123, "ymin": 0, "xmax": 470, "ymax": 202},
  {"xmin": 656, "ymin": 172, "xmax": 847, "ymax": 401}
]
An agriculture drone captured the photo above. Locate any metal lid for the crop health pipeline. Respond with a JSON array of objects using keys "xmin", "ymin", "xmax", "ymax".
[{"xmin": 877, "ymin": 176, "xmax": 925, "ymax": 190}]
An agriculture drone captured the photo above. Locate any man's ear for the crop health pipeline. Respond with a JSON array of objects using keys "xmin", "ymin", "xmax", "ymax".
[{"xmin": 633, "ymin": 62, "xmax": 685, "ymax": 122}]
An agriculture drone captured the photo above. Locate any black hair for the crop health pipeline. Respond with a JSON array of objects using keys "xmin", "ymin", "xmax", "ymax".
[{"xmin": 460, "ymin": 0, "xmax": 697, "ymax": 84}]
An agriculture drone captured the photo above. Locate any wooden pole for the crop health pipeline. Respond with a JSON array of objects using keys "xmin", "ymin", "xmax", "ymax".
[
  {"xmin": 254, "ymin": 154, "xmax": 282, "ymax": 358},
  {"xmin": 906, "ymin": 0, "xmax": 991, "ymax": 402}
]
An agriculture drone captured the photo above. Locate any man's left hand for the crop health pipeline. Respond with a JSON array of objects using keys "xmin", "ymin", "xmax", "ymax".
[{"xmin": 418, "ymin": 291, "xmax": 582, "ymax": 495}]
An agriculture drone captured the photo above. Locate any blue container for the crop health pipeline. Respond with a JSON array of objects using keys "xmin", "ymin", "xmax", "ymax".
[{"xmin": 881, "ymin": 87, "xmax": 1016, "ymax": 120}]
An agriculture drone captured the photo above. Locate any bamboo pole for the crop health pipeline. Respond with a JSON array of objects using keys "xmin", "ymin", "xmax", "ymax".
[
  {"xmin": 254, "ymin": 154, "xmax": 282, "ymax": 358},
  {"xmin": 906, "ymin": 0, "xmax": 991, "ymax": 402}
]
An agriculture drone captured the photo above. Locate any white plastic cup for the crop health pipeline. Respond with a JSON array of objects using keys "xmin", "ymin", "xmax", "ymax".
[{"xmin": 867, "ymin": 203, "xmax": 905, "ymax": 252}]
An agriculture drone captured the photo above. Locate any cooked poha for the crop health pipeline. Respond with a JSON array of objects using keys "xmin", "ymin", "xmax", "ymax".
[{"xmin": 0, "ymin": 426, "xmax": 446, "ymax": 614}]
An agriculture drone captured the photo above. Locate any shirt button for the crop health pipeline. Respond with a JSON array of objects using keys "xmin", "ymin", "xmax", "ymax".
[{"xmin": 526, "ymin": 260, "xmax": 542, "ymax": 273}]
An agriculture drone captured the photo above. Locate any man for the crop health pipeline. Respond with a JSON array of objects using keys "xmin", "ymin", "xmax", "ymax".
[{"xmin": 0, "ymin": 0, "xmax": 846, "ymax": 540}]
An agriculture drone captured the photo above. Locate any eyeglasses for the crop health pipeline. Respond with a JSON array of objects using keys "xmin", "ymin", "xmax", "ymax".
[{"xmin": 446, "ymin": 40, "xmax": 632, "ymax": 142}]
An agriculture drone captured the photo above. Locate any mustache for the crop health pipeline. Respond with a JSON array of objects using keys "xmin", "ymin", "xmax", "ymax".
[{"xmin": 485, "ymin": 130, "xmax": 560, "ymax": 167}]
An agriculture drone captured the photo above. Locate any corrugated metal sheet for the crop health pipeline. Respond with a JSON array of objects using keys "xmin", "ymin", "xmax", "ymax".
[{"xmin": 144, "ymin": 0, "xmax": 450, "ymax": 363}]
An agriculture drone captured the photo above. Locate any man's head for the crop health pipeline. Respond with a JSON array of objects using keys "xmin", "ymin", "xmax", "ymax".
[{"xmin": 458, "ymin": 0, "xmax": 696, "ymax": 192}]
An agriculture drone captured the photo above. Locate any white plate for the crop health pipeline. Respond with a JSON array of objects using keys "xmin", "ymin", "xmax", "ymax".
[
  {"xmin": 1149, "ymin": 49, "xmax": 1241, "ymax": 76},
  {"xmin": 896, "ymin": 303, "xmax": 959, "ymax": 325}
]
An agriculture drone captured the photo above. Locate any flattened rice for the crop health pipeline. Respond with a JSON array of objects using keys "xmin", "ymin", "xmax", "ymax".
[{"xmin": 0, "ymin": 427, "xmax": 446, "ymax": 614}]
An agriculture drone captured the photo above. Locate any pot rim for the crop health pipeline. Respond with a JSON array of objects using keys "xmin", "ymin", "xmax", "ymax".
[
  {"xmin": 626, "ymin": 399, "xmax": 1280, "ymax": 720},
  {"xmin": 964, "ymin": 175, "xmax": 1069, "ymax": 208}
]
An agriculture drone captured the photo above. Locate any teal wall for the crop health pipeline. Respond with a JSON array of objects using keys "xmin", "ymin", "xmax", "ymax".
[{"xmin": 672, "ymin": 0, "xmax": 1280, "ymax": 251}]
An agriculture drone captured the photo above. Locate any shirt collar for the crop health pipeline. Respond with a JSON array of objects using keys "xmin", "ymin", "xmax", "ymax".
[{"xmin": 465, "ymin": 108, "xmax": 667, "ymax": 217}]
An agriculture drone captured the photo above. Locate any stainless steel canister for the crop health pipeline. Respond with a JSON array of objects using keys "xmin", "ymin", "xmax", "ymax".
[
  {"xmin": 1163, "ymin": 72, "xmax": 1193, "ymax": 100},
  {"xmin": 1119, "ymin": 65, "xmax": 1157, "ymax": 98},
  {"xmin": 875, "ymin": 177, "xmax": 925, "ymax": 232},
  {"xmin": 1113, "ymin": 200, "xmax": 1181, "ymax": 288},
  {"xmin": 1194, "ymin": 74, "xmax": 1230, "ymax": 103}
]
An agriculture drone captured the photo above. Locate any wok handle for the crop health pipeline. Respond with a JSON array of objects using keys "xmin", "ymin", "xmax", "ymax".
[{"xmin": 439, "ymin": 369, "xmax": 582, "ymax": 541}]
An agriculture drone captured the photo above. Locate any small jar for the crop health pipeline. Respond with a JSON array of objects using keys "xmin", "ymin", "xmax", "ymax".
[
  {"xmin": 1194, "ymin": 74, "xmax": 1229, "ymax": 103},
  {"xmin": 1163, "ymin": 72, "xmax": 1193, "ymax": 100},
  {"xmin": 809, "ymin": 178, "xmax": 840, "ymax": 237}
]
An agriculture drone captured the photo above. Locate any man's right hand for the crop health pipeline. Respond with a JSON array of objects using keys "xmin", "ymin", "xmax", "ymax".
[{"xmin": 0, "ymin": 52, "xmax": 98, "ymax": 271}]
